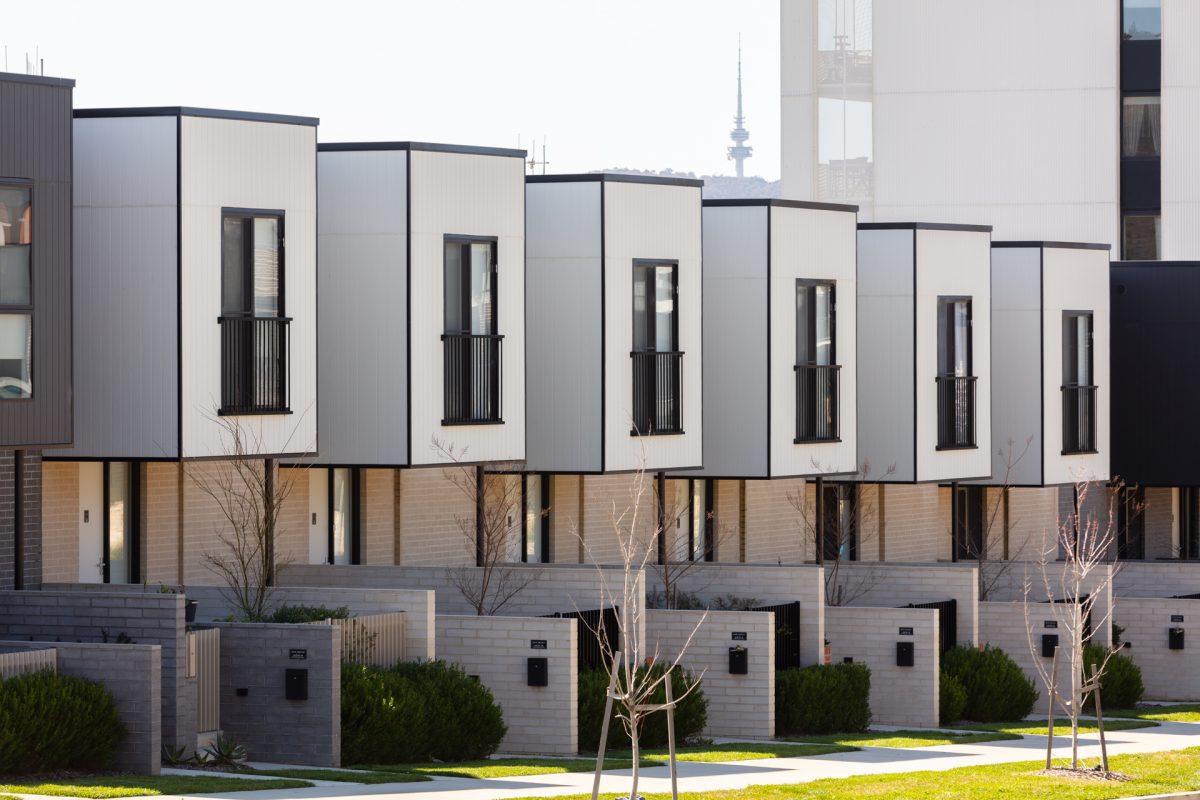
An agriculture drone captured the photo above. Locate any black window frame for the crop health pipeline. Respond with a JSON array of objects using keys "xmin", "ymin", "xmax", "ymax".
[
  {"xmin": 936, "ymin": 296, "xmax": 977, "ymax": 450},
  {"xmin": 820, "ymin": 482, "xmax": 858, "ymax": 563},
  {"xmin": 952, "ymin": 484, "xmax": 985, "ymax": 562},
  {"xmin": 686, "ymin": 478, "xmax": 715, "ymax": 563},
  {"xmin": 1180, "ymin": 487, "xmax": 1200, "ymax": 561},
  {"xmin": 520, "ymin": 473, "xmax": 551, "ymax": 564},
  {"xmin": 796, "ymin": 279, "xmax": 836, "ymax": 366},
  {"xmin": 632, "ymin": 259, "xmax": 680, "ymax": 354},
  {"xmin": 0, "ymin": 179, "xmax": 34, "ymax": 401},
  {"xmin": 220, "ymin": 208, "xmax": 286, "ymax": 319},
  {"xmin": 1116, "ymin": 485, "xmax": 1146, "ymax": 561},
  {"xmin": 1062, "ymin": 310, "xmax": 1098, "ymax": 455},
  {"xmin": 630, "ymin": 259, "xmax": 683, "ymax": 436},
  {"xmin": 328, "ymin": 467, "xmax": 361, "ymax": 566},
  {"xmin": 937, "ymin": 296, "xmax": 973, "ymax": 378},
  {"xmin": 441, "ymin": 234, "xmax": 503, "ymax": 426},
  {"xmin": 442, "ymin": 235, "xmax": 499, "ymax": 337},
  {"xmin": 102, "ymin": 461, "xmax": 141, "ymax": 584}
]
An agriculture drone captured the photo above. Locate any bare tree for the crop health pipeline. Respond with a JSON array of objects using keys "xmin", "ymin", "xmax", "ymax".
[
  {"xmin": 1023, "ymin": 479, "xmax": 1122, "ymax": 774},
  {"xmin": 435, "ymin": 439, "xmax": 537, "ymax": 615},
  {"xmin": 956, "ymin": 436, "xmax": 1034, "ymax": 601},
  {"xmin": 191, "ymin": 415, "xmax": 304, "ymax": 621}
]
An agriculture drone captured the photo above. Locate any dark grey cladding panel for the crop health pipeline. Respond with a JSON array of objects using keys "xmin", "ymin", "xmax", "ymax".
[{"xmin": 0, "ymin": 77, "xmax": 73, "ymax": 448}]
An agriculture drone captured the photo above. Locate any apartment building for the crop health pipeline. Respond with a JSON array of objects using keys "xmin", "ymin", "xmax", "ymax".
[
  {"xmin": 43, "ymin": 107, "xmax": 318, "ymax": 586},
  {"xmin": 0, "ymin": 71, "xmax": 75, "ymax": 589}
]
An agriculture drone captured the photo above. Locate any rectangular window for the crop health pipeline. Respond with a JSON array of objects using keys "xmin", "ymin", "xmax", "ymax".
[
  {"xmin": 1117, "ymin": 486, "xmax": 1146, "ymax": 560},
  {"xmin": 936, "ymin": 297, "xmax": 976, "ymax": 449},
  {"xmin": 1123, "ymin": 214, "xmax": 1160, "ymax": 260},
  {"xmin": 631, "ymin": 260, "xmax": 682, "ymax": 435},
  {"xmin": 1180, "ymin": 488, "xmax": 1200, "ymax": 560},
  {"xmin": 688, "ymin": 479, "xmax": 714, "ymax": 562},
  {"xmin": 821, "ymin": 483, "xmax": 857, "ymax": 563},
  {"xmin": 521, "ymin": 474, "xmax": 550, "ymax": 563},
  {"xmin": 104, "ymin": 462, "xmax": 140, "ymax": 584},
  {"xmin": 0, "ymin": 184, "xmax": 32, "ymax": 399},
  {"xmin": 219, "ymin": 210, "xmax": 289, "ymax": 414},
  {"xmin": 1062, "ymin": 312, "xmax": 1096, "ymax": 454},
  {"xmin": 1122, "ymin": 96, "xmax": 1161, "ymax": 158},
  {"xmin": 329, "ymin": 468, "xmax": 360, "ymax": 565},
  {"xmin": 796, "ymin": 281, "xmax": 835, "ymax": 366},
  {"xmin": 1123, "ymin": 0, "xmax": 1161, "ymax": 40},
  {"xmin": 952, "ymin": 485, "xmax": 985, "ymax": 562},
  {"xmin": 443, "ymin": 236, "xmax": 502, "ymax": 424},
  {"xmin": 796, "ymin": 281, "xmax": 840, "ymax": 442}
]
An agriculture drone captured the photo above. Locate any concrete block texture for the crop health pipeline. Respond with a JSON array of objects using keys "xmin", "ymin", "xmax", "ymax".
[
  {"xmin": 215, "ymin": 622, "xmax": 340, "ymax": 766},
  {"xmin": 0, "ymin": 640, "xmax": 162, "ymax": 774},
  {"xmin": 831, "ymin": 562, "xmax": 979, "ymax": 646},
  {"xmin": 435, "ymin": 614, "xmax": 577, "ymax": 754},
  {"xmin": 1115, "ymin": 562, "xmax": 1200, "ymax": 599},
  {"xmin": 824, "ymin": 605, "xmax": 940, "ymax": 728},
  {"xmin": 1114, "ymin": 597, "xmax": 1200, "ymax": 701},
  {"xmin": 981, "ymin": 562, "xmax": 1113, "ymax": 648},
  {"xmin": 646, "ymin": 609, "xmax": 775, "ymax": 739}
]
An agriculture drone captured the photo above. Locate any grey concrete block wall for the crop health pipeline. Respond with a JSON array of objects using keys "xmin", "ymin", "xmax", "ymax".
[
  {"xmin": 646, "ymin": 609, "xmax": 774, "ymax": 740},
  {"xmin": 0, "ymin": 640, "xmax": 161, "ymax": 774},
  {"xmin": 1114, "ymin": 562, "xmax": 1200, "ymax": 598},
  {"xmin": 216, "ymin": 622, "xmax": 340, "ymax": 767},
  {"xmin": 1115, "ymin": 597, "xmax": 1200, "ymax": 701},
  {"xmin": 981, "ymin": 562, "xmax": 1114, "ymax": 648},
  {"xmin": 824, "ymin": 606, "xmax": 939, "ymax": 728},
  {"xmin": 980, "ymin": 600, "xmax": 1074, "ymax": 694},
  {"xmin": 833, "ymin": 563, "xmax": 979, "ymax": 646},
  {"xmin": 0, "ymin": 589, "xmax": 193, "ymax": 752},
  {"xmin": 644, "ymin": 563, "xmax": 826, "ymax": 667},
  {"xmin": 435, "ymin": 615, "xmax": 577, "ymax": 755}
]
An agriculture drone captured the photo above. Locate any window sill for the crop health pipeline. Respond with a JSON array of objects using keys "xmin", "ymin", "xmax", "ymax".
[
  {"xmin": 442, "ymin": 419, "xmax": 505, "ymax": 427},
  {"xmin": 935, "ymin": 444, "xmax": 978, "ymax": 452},
  {"xmin": 217, "ymin": 408, "xmax": 293, "ymax": 417},
  {"xmin": 794, "ymin": 437, "xmax": 842, "ymax": 445},
  {"xmin": 630, "ymin": 429, "xmax": 685, "ymax": 437}
]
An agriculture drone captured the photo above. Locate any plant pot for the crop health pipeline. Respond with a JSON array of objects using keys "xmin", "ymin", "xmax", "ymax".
[
  {"xmin": 823, "ymin": 644, "xmax": 832, "ymax": 665},
  {"xmin": 185, "ymin": 600, "xmax": 198, "ymax": 624}
]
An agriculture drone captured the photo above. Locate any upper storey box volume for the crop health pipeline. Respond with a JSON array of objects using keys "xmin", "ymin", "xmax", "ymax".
[
  {"xmin": 66, "ymin": 107, "xmax": 318, "ymax": 461},
  {"xmin": 525, "ymin": 174, "xmax": 704, "ymax": 474}
]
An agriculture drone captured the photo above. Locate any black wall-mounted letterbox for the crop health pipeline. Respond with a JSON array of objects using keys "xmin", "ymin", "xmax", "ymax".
[
  {"xmin": 896, "ymin": 641, "xmax": 915, "ymax": 667},
  {"xmin": 527, "ymin": 657, "xmax": 548, "ymax": 686},
  {"xmin": 285, "ymin": 668, "xmax": 308, "ymax": 700},
  {"xmin": 1169, "ymin": 627, "xmax": 1186, "ymax": 651},
  {"xmin": 729, "ymin": 646, "xmax": 748, "ymax": 675},
  {"xmin": 1041, "ymin": 634, "xmax": 1059, "ymax": 658}
]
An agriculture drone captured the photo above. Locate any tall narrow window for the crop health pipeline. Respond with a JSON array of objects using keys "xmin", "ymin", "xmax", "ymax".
[
  {"xmin": 0, "ymin": 184, "xmax": 32, "ymax": 399},
  {"xmin": 936, "ymin": 297, "xmax": 976, "ymax": 449},
  {"xmin": 821, "ymin": 483, "xmax": 857, "ymax": 562},
  {"xmin": 1062, "ymin": 312, "xmax": 1096, "ymax": 454},
  {"xmin": 522, "ymin": 474, "xmax": 550, "ymax": 563},
  {"xmin": 687, "ymin": 479, "xmax": 714, "ymax": 562},
  {"xmin": 443, "ymin": 237, "xmax": 502, "ymax": 424},
  {"xmin": 795, "ymin": 280, "xmax": 839, "ymax": 442},
  {"xmin": 1117, "ymin": 486, "xmax": 1146, "ymax": 560},
  {"xmin": 329, "ymin": 468, "xmax": 360, "ymax": 565},
  {"xmin": 104, "ymin": 462, "xmax": 140, "ymax": 584},
  {"xmin": 952, "ymin": 485, "xmax": 985, "ymax": 561},
  {"xmin": 1122, "ymin": 96, "xmax": 1161, "ymax": 157},
  {"xmin": 1180, "ymin": 488, "xmax": 1200, "ymax": 560},
  {"xmin": 631, "ymin": 260, "xmax": 682, "ymax": 434},
  {"xmin": 1123, "ymin": 0, "xmax": 1161, "ymax": 40},
  {"xmin": 1123, "ymin": 214, "xmax": 1160, "ymax": 261},
  {"xmin": 219, "ymin": 210, "xmax": 288, "ymax": 414}
]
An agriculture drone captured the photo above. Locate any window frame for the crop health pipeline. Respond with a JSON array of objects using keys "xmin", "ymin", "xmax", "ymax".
[
  {"xmin": 1180, "ymin": 488, "xmax": 1200, "ymax": 561},
  {"xmin": 220, "ymin": 207, "xmax": 286, "ymax": 319},
  {"xmin": 936, "ymin": 296, "xmax": 973, "ymax": 378},
  {"xmin": 327, "ymin": 467, "xmax": 361, "ymax": 566},
  {"xmin": 1116, "ymin": 485, "xmax": 1146, "ymax": 561},
  {"xmin": 632, "ymin": 259, "xmax": 680, "ymax": 354},
  {"xmin": 443, "ymin": 234, "xmax": 499, "ymax": 336},
  {"xmin": 1062, "ymin": 311, "xmax": 1095, "ymax": 388},
  {"xmin": 686, "ymin": 478, "xmax": 715, "ymax": 563},
  {"xmin": 796, "ymin": 279, "xmax": 837, "ymax": 366},
  {"xmin": 102, "ymin": 461, "xmax": 141, "ymax": 584},
  {"xmin": 1122, "ymin": 213, "xmax": 1161, "ymax": 261},
  {"xmin": 0, "ymin": 179, "xmax": 34, "ymax": 401},
  {"xmin": 520, "ymin": 473, "xmax": 551, "ymax": 564},
  {"xmin": 951, "ymin": 484, "xmax": 985, "ymax": 562},
  {"xmin": 820, "ymin": 482, "xmax": 858, "ymax": 563}
]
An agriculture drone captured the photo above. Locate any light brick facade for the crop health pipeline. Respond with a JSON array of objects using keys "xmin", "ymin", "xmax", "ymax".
[{"xmin": 1115, "ymin": 597, "xmax": 1200, "ymax": 701}]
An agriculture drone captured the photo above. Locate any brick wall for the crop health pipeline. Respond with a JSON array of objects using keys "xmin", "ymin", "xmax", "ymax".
[
  {"xmin": 398, "ymin": 467, "xmax": 475, "ymax": 566},
  {"xmin": 576, "ymin": 474, "xmax": 657, "ymax": 566},
  {"xmin": 978, "ymin": 601, "xmax": 1056, "ymax": 693},
  {"xmin": 1114, "ymin": 562, "xmax": 1200, "ymax": 597},
  {"xmin": 144, "ymin": 462, "xmax": 182, "ymax": 584},
  {"xmin": 435, "ymin": 615, "xmax": 577, "ymax": 755},
  {"xmin": 744, "ymin": 478, "xmax": 805, "ymax": 564},
  {"xmin": 0, "ymin": 588, "xmax": 194, "ymax": 751},
  {"xmin": 0, "ymin": 640, "xmax": 162, "ymax": 774},
  {"xmin": 980, "ymin": 562, "xmax": 1113, "ymax": 648},
  {"xmin": 0, "ymin": 450, "xmax": 43, "ymax": 590},
  {"xmin": 643, "ymin": 564, "xmax": 825, "ymax": 667},
  {"xmin": 831, "ymin": 563, "xmax": 979, "ymax": 645},
  {"xmin": 1144, "ymin": 488, "xmax": 1175, "ymax": 560},
  {"xmin": 1116, "ymin": 597, "xmax": 1200, "ymax": 701},
  {"xmin": 646, "ymin": 609, "xmax": 774, "ymax": 739},
  {"xmin": 825, "ymin": 605, "xmax": 939, "ymax": 728},
  {"xmin": 41, "ymin": 460, "xmax": 78, "ymax": 583},
  {"xmin": 713, "ymin": 480, "xmax": 743, "ymax": 564},
  {"xmin": 216, "ymin": 622, "xmax": 340, "ymax": 766},
  {"xmin": 550, "ymin": 474, "xmax": 583, "ymax": 563},
  {"xmin": 1005, "ymin": 486, "xmax": 1058, "ymax": 562},
  {"xmin": 362, "ymin": 468, "xmax": 396, "ymax": 565}
]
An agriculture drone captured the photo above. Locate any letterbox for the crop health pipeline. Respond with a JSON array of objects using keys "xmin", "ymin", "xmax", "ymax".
[
  {"xmin": 1169, "ymin": 627, "xmax": 1185, "ymax": 651},
  {"xmin": 285, "ymin": 668, "xmax": 308, "ymax": 701},
  {"xmin": 728, "ymin": 646, "xmax": 748, "ymax": 675},
  {"xmin": 896, "ymin": 641, "xmax": 915, "ymax": 667},
  {"xmin": 527, "ymin": 657, "xmax": 549, "ymax": 686},
  {"xmin": 1042, "ymin": 634, "xmax": 1059, "ymax": 658}
]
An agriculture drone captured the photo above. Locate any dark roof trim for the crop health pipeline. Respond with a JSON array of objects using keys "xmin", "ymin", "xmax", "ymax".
[
  {"xmin": 858, "ymin": 221, "xmax": 993, "ymax": 233},
  {"xmin": 0, "ymin": 71, "xmax": 74, "ymax": 88},
  {"xmin": 527, "ymin": 173, "xmax": 705, "ymax": 188},
  {"xmin": 1112, "ymin": 260, "xmax": 1200, "ymax": 267},
  {"xmin": 704, "ymin": 198, "xmax": 858, "ymax": 213},
  {"xmin": 993, "ymin": 240, "xmax": 1111, "ymax": 251},
  {"xmin": 74, "ymin": 106, "xmax": 318, "ymax": 126},
  {"xmin": 319, "ymin": 141, "xmax": 526, "ymax": 158}
]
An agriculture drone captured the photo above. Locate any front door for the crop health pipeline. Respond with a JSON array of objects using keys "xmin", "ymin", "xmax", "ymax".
[{"xmin": 78, "ymin": 462, "xmax": 104, "ymax": 583}]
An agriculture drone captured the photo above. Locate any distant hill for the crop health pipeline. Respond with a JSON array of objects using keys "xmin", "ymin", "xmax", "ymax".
[{"xmin": 593, "ymin": 168, "xmax": 781, "ymax": 200}]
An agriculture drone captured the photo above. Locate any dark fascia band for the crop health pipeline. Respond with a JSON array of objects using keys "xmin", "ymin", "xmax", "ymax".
[
  {"xmin": 704, "ymin": 198, "xmax": 858, "ymax": 213},
  {"xmin": 0, "ymin": 71, "xmax": 75, "ymax": 88},
  {"xmin": 993, "ymin": 241, "xmax": 1111, "ymax": 251},
  {"xmin": 527, "ymin": 173, "xmax": 705, "ymax": 188},
  {"xmin": 318, "ymin": 141, "xmax": 525, "ymax": 158},
  {"xmin": 74, "ymin": 106, "xmax": 318, "ymax": 127},
  {"xmin": 858, "ymin": 221, "xmax": 993, "ymax": 233}
]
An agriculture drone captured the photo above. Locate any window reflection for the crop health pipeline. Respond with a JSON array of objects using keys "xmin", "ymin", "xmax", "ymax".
[{"xmin": 1123, "ymin": 0, "xmax": 1161, "ymax": 40}]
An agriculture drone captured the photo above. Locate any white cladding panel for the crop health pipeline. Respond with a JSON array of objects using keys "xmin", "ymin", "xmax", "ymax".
[
  {"xmin": 524, "ymin": 182, "xmax": 603, "ymax": 472},
  {"xmin": 692, "ymin": 206, "xmax": 769, "ymax": 478},
  {"xmin": 780, "ymin": 0, "xmax": 817, "ymax": 201},
  {"xmin": 179, "ymin": 116, "xmax": 318, "ymax": 458},
  {"xmin": 65, "ymin": 116, "xmax": 179, "ymax": 459},
  {"xmin": 408, "ymin": 150, "xmax": 526, "ymax": 466},
  {"xmin": 770, "ymin": 206, "xmax": 857, "ymax": 477},
  {"xmin": 856, "ymin": 229, "xmax": 916, "ymax": 482},
  {"xmin": 1041, "ymin": 246, "xmax": 1110, "ymax": 485},
  {"xmin": 914, "ymin": 229, "xmax": 992, "ymax": 482},
  {"xmin": 1161, "ymin": 0, "xmax": 1200, "ymax": 259},
  {"xmin": 314, "ymin": 150, "xmax": 408, "ymax": 465},
  {"xmin": 986, "ymin": 247, "xmax": 1043, "ymax": 487},
  {"xmin": 603, "ymin": 182, "xmax": 704, "ymax": 473}
]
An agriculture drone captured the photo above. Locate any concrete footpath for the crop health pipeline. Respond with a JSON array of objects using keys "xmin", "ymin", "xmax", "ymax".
[{"xmin": 16, "ymin": 721, "xmax": 1200, "ymax": 800}]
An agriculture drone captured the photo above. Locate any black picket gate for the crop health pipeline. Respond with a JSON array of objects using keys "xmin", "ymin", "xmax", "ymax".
[
  {"xmin": 751, "ymin": 601, "xmax": 802, "ymax": 670},
  {"xmin": 543, "ymin": 607, "xmax": 621, "ymax": 670},
  {"xmin": 900, "ymin": 599, "xmax": 957, "ymax": 653}
]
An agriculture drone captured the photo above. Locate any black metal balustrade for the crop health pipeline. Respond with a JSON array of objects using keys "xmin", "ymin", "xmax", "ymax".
[
  {"xmin": 442, "ymin": 333, "xmax": 503, "ymax": 424},
  {"xmin": 1062, "ymin": 385, "xmax": 1098, "ymax": 454},
  {"xmin": 936, "ymin": 375, "xmax": 977, "ymax": 449},
  {"xmin": 630, "ymin": 350, "xmax": 683, "ymax": 435},
  {"xmin": 219, "ymin": 316, "xmax": 290, "ymax": 414},
  {"xmin": 795, "ymin": 364, "xmax": 841, "ymax": 443}
]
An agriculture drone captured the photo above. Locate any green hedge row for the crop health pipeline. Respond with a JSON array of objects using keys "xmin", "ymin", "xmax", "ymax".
[
  {"xmin": 942, "ymin": 645, "xmax": 1037, "ymax": 722},
  {"xmin": 775, "ymin": 663, "xmax": 871, "ymax": 736},
  {"xmin": 1084, "ymin": 643, "xmax": 1144, "ymax": 711},
  {"xmin": 0, "ymin": 669, "xmax": 126, "ymax": 774},
  {"xmin": 578, "ymin": 662, "xmax": 708, "ymax": 751}
]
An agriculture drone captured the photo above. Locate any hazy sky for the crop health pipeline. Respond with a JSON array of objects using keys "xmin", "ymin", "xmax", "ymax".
[{"xmin": 6, "ymin": 0, "xmax": 782, "ymax": 179}]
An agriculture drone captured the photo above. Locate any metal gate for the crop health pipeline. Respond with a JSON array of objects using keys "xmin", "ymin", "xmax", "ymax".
[
  {"xmin": 901, "ymin": 599, "xmax": 957, "ymax": 652},
  {"xmin": 190, "ymin": 627, "xmax": 221, "ymax": 733},
  {"xmin": 751, "ymin": 601, "xmax": 802, "ymax": 670},
  {"xmin": 543, "ymin": 607, "xmax": 620, "ymax": 670}
]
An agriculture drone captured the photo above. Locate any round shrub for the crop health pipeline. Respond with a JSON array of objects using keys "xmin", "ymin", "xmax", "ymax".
[
  {"xmin": 578, "ymin": 662, "xmax": 708, "ymax": 752},
  {"xmin": 939, "ymin": 669, "xmax": 967, "ymax": 726},
  {"xmin": 1084, "ymin": 643, "xmax": 1144, "ymax": 711},
  {"xmin": 941, "ymin": 645, "xmax": 1038, "ymax": 723},
  {"xmin": 775, "ymin": 663, "xmax": 871, "ymax": 736},
  {"xmin": 390, "ymin": 660, "xmax": 507, "ymax": 761},
  {"xmin": 0, "ymin": 669, "xmax": 126, "ymax": 774}
]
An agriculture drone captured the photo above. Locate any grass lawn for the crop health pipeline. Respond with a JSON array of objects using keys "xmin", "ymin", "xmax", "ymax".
[
  {"xmin": 358, "ymin": 758, "xmax": 652, "ymax": 779},
  {"xmin": 783, "ymin": 729, "xmax": 1020, "ymax": 748},
  {"xmin": 0, "ymin": 775, "xmax": 311, "ymax": 798},
  {"xmin": 1110, "ymin": 704, "xmax": 1200, "ymax": 723},
  {"xmin": 507, "ymin": 746, "xmax": 1200, "ymax": 799},
  {"xmin": 958, "ymin": 718, "xmax": 1159, "ymax": 737},
  {"xmin": 244, "ymin": 767, "xmax": 430, "ymax": 783}
]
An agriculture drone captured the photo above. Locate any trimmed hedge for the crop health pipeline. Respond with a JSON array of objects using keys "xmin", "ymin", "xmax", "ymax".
[
  {"xmin": 1084, "ymin": 643, "xmax": 1144, "ymax": 711},
  {"xmin": 942, "ymin": 645, "xmax": 1037, "ymax": 722},
  {"xmin": 578, "ymin": 662, "xmax": 708, "ymax": 751},
  {"xmin": 775, "ymin": 663, "xmax": 871, "ymax": 736},
  {"xmin": 939, "ymin": 669, "xmax": 967, "ymax": 726},
  {"xmin": 0, "ymin": 669, "xmax": 126, "ymax": 774},
  {"xmin": 269, "ymin": 604, "xmax": 350, "ymax": 624},
  {"xmin": 342, "ymin": 660, "xmax": 505, "ymax": 765}
]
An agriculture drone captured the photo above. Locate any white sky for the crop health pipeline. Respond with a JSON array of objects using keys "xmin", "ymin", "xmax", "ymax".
[{"xmin": 5, "ymin": 0, "xmax": 782, "ymax": 179}]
